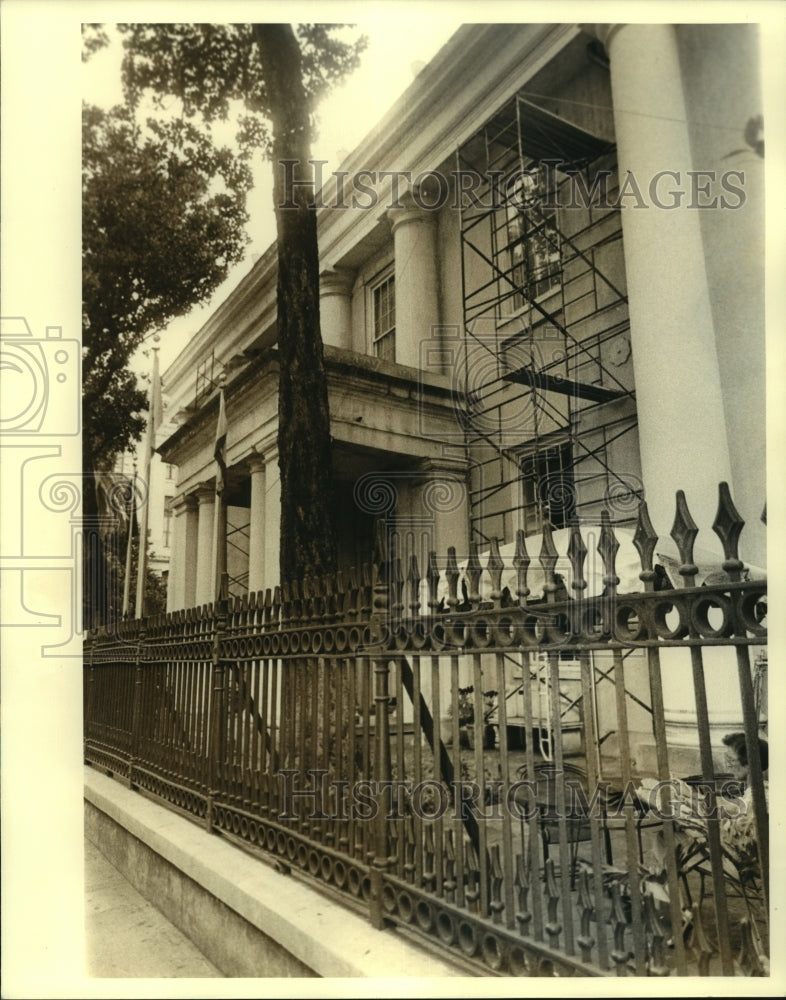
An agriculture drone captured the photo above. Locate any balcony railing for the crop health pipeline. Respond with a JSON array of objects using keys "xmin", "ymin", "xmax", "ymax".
[{"xmin": 84, "ymin": 483, "xmax": 768, "ymax": 977}]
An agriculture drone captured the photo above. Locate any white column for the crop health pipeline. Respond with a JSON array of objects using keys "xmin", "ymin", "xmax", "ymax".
[
  {"xmin": 387, "ymin": 193, "xmax": 440, "ymax": 369},
  {"xmin": 598, "ymin": 24, "xmax": 742, "ymax": 762},
  {"xmin": 263, "ymin": 446, "xmax": 281, "ymax": 593},
  {"xmin": 600, "ymin": 23, "xmax": 733, "ymax": 537},
  {"xmin": 166, "ymin": 493, "xmax": 198, "ymax": 611},
  {"xmin": 416, "ymin": 459, "xmax": 470, "ymax": 562},
  {"xmin": 701, "ymin": 148, "xmax": 766, "ymax": 568},
  {"xmin": 194, "ymin": 485, "xmax": 215, "ymax": 607},
  {"xmin": 319, "ymin": 268, "xmax": 355, "ymax": 350},
  {"xmin": 389, "ymin": 461, "xmax": 470, "ymax": 727},
  {"xmin": 247, "ymin": 455, "xmax": 266, "ymax": 595}
]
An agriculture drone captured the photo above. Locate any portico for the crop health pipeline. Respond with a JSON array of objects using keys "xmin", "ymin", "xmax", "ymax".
[{"xmin": 159, "ymin": 346, "xmax": 470, "ymax": 607}]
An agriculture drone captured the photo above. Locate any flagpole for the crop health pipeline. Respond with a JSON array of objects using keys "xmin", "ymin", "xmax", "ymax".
[
  {"xmin": 212, "ymin": 373, "xmax": 228, "ymax": 604},
  {"xmin": 135, "ymin": 338, "xmax": 161, "ymax": 619},
  {"xmin": 121, "ymin": 456, "xmax": 137, "ymax": 618}
]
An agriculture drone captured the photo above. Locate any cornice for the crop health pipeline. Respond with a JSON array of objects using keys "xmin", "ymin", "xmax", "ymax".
[
  {"xmin": 318, "ymin": 23, "xmax": 581, "ymax": 264},
  {"xmin": 158, "ymin": 343, "xmax": 460, "ymax": 465},
  {"xmin": 160, "ymin": 24, "xmax": 580, "ymax": 407},
  {"xmin": 162, "ymin": 242, "xmax": 278, "ymax": 394},
  {"xmin": 158, "ymin": 346, "xmax": 280, "ymax": 461}
]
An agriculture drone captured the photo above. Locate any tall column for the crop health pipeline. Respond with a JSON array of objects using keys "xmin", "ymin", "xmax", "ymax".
[
  {"xmin": 386, "ymin": 461, "xmax": 469, "ymax": 727},
  {"xmin": 319, "ymin": 268, "xmax": 355, "ymax": 350},
  {"xmin": 247, "ymin": 455, "xmax": 266, "ymax": 595},
  {"xmin": 194, "ymin": 485, "xmax": 215, "ymax": 607},
  {"xmin": 415, "ymin": 459, "xmax": 470, "ymax": 562},
  {"xmin": 701, "ymin": 146, "xmax": 766, "ymax": 568},
  {"xmin": 387, "ymin": 193, "xmax": 440, "ymax": 369},
  {"xmin": 166, "ymin": 493, "xmax": 199, "ymax": 611},
  {"xmin": 263, "ymin": 446, "xmax": 281, "ymax": 593},
  {"xmin": 597, "ymin": 24, "xmax": 742, "ymax": 763},
  {"xmin": 598, "ymin": 23, "xmax": 733, "ymax": 537}
]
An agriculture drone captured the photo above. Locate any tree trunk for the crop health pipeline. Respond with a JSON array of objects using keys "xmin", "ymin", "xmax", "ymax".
[{"xmin": 252, "ymin": 24, "xmax": 338, "ymax": 584}]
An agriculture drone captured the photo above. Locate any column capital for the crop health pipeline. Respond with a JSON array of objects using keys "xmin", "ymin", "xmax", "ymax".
[
  {"xmin": 253, "ymin": 433, "xmax": 279, "ymax": 465},
  {"xmin": 414, "ymin": 456, "xmax": 469, "ymax": 476},
  {"xmin": 246, "ymin": 453, "xmax": 266, "ymax": 475},
  {"xmin": 411, "ymin": 459, "xmax": 469, "ymax": 517},
  {"xmin": 194, "ymin": 483, "xmax": 216, "ymax": 506},
  {"xmin": 581, "ymin": 24, "xmax": 627, "ymax": 49},
  {"xmin": 171, "ymin": 491, "xmax": 199, "ymax": 516},
  {"xmin": 386, "ymin": 190, "xmax": 438, "ymax": 233},
  {"xmin": 319, "ymin": 267, "xmax": 356, "ymax": 298}
]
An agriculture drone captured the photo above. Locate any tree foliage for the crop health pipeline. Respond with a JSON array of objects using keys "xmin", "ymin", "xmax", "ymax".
[
  {"xmin": 82, "ymin": 98, "xmax": 253, "ymax": 469},
  {"xmin": 83, "ymin": 23, "xmax": 258, "ymax": 627},
  {"xmin": 117, "ymin": 23, "xmax": 365, "ymax": 131},
  {"xmin": 114, "ymin": 22, "xmax": 368, "ymax": 581}
]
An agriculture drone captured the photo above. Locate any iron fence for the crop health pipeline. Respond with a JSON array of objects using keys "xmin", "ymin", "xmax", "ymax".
[{"xmin": 84, "ymin": 484, "xmax": 768, "ymax": 977}]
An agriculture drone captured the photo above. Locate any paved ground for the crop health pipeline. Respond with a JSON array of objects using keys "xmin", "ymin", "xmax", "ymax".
[{"xmin": 85, "ymin": 838, "xmax": 223, "ymax": 978}]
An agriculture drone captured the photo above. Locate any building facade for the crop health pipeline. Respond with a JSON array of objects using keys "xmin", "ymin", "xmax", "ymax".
[{"xmin": 157, "ymin": 23, "xmax": 766, "ymax": 767}]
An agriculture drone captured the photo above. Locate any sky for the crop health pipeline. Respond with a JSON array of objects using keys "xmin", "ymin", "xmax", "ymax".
[{"xmin": 82, "ymin": 17, "xmax": 466, "ymax": 377}]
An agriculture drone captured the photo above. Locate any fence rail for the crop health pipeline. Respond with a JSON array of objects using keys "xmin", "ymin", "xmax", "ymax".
[{"xmin": 84, "ymin": 484, "xmax": 768, "ymax": 977}]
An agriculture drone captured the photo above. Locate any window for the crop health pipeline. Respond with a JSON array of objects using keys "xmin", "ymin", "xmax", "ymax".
[
  {"xmin": 163, "ymin": 496, "xmax": 173, "ymax": 548},
  {"xmin": 504, "ymin": 165, "xmax": 561, "ymax": 312},
  {"xmin": 166, "ymin": 463, "xmax": 175, "ymax": 481},
  {"xmin": 519, "ymin": 441, "xmax": 575, "ymax": 533},
  {"xmin": 371, "ymin": 273, "xmax": 395, "ymax": 362}
]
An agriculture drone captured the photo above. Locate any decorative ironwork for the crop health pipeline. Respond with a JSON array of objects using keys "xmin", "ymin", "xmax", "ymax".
[{"xmin": 85, "ymin": 486, "xmax": 768, "ymax": 978}]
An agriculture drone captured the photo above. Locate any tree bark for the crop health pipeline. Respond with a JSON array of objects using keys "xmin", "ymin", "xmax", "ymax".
[{"xmin": 252, "ymin": 24, "xmax": 337, "ymax": 583}]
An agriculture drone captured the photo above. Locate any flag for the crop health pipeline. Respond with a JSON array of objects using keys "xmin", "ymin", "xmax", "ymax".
[
  {"xmin": 214, "ymin": 384, "xmax": 227, "ymax": 496},
  {"xmin": 148, "ymin": 354, "xmax": 163, "ymax": 454}
]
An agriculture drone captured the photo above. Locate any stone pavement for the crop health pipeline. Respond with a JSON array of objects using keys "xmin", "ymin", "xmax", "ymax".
[{"xmin": 85, "ymin": 837, "xmax": 223, "ymax": 978}]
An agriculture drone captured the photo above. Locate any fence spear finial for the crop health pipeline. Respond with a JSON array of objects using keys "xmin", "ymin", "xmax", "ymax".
[
  {"xmin": 713, "ymin": 481, "xmax": 745, "ymax": 581},
  {"xmin": 445, "ymin": 546, "xmax": 459, "ymax": 612},
  {"xmin": 633, "ymin": 499, "xmax": 658, "ymax": 588},
  {"xmin": 567, "ymin": 524, "xmax": 587, "ymax": 597},
  {"xmin": 427, "ymin": 551, "xmax": 441, "ymax": 615},
  {"xmin": 539, "ymin": 521, "xmax": 559, "ymax": 599},
  {"xmin": 670, "ymin": 490, "xmax": 699, "ymax": 585},
  {"xmin": 467, "ymin": 540, "xmax": 482, "ymax": 607},
  {"xmin": 487, "ymin": 537, "xmax": 504, "ymax": 608},
  {"xmin": 598, "ymin": 510, "xmax": 620, "ymax": 596},
  {"xmin": 407, "ymin": 553, "xmax": 421, "ymax": 619},
  {"xmin": 513, "ymin": 529, "xmax": 531, "ymax": 606}
]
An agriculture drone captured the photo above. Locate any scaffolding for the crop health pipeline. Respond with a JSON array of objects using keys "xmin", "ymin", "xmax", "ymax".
[
  {"xmin": 456, "ymin": 93, "xmax": 641, "ymax": 546},
  {"xmin": 194, "ymin": 350, "xmax": 224, "ymax": 408}
]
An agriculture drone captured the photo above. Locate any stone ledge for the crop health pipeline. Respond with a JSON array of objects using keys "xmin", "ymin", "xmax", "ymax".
[{"xmin": 84, "ymin": 767, "xmax": 461, "ymax": 979}]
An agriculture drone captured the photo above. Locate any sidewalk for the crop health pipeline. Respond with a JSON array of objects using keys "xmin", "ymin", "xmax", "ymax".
[{"xmin": 85, "ymin": 837, "xmax": 223, "ymax": 978}]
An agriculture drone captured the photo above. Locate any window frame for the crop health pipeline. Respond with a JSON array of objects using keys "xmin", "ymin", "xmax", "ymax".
[
  {"xmin": 502, "ymin": 164, "xmax": 562, "ymax": 315},
  {"xmin": 162, "ymin": 495, "xmax": 174, "ymax": 548},
  {"xmin": 516, "ymin": 436, "xmax": 576, "ymax": 535},
  {"xmin": 369, "ymin": 267, "xmax": 396, "ymax": 362}
]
